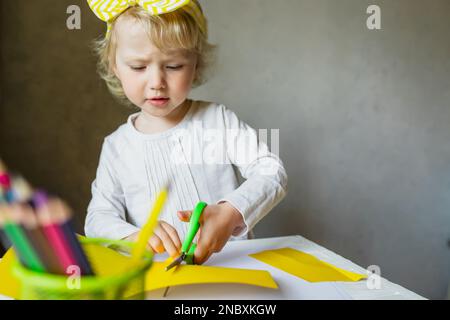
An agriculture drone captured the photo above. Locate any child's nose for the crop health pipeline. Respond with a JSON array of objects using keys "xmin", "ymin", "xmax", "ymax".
[{"xmin": 148, "ymin": 68, "xmax": 166, "ymax": 91}]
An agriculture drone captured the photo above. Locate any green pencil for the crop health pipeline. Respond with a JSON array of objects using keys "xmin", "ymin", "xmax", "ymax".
[{"xmin": 0, "ymin": 205, "xmax": 46, "ymax": 272}]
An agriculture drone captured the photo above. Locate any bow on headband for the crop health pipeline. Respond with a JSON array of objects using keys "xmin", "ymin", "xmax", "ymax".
[{"xmin": 87, "ymin": 0, "xmax": 207, "ymax": 35}]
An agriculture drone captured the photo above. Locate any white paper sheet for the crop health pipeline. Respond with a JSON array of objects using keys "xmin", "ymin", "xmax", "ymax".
[{"xmin": 147, "ymin": 236, "xmax": 352, "ymax": 299}]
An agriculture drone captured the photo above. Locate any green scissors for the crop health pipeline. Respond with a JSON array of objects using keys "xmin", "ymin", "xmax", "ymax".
[{"xmin": 165, "ymin": 201, "xmax": 207, "ymax": 271}]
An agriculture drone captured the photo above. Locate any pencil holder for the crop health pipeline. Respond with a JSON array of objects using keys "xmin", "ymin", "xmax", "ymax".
[{"xmin": 11, "ymin": 238, "xmax": 153, "ymax": 300}]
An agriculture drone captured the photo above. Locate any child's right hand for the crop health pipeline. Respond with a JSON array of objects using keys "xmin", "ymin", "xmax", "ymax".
[{"xmin": 124, "ymin": 221, "xmax": 182, "ymax": 258}]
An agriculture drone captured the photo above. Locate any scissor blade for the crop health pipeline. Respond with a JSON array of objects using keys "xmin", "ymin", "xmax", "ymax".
[{"xmin": 165, "ymin": 253, "xmax": 185, "ymax": 271}]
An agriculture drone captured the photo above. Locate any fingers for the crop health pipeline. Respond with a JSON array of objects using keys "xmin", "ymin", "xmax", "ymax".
[
  {"xmin": 160, "ymin": 221, "xmax": 182, "ymax": 251},
  {"xmin": 194, "ymin": 231, "xmax": 223, "ymax": 265},
  {"xmin": 177, "ymin": 210, "xmax": 192, "ymax": 222},
  {"xmin": 177, "ymin": 210, "xmax": 207, "ymax": 224},
  {"xmin": 153, "ymin": 222, "xmax": 181, "ymax": 258},
  {"xmin": 193, "ymin": 243, "xmax": 213, "ymax": 265},
  {"xmin": 148, "ymin": 235, "xmax": 165, "ymax": 253},
  {"xmin": 176, "ymin": 210, "xmax": 211, "ymax": 264},
  {"xmin": 178, "ymin": 207, "xmax": 223, "ymax": 264}
]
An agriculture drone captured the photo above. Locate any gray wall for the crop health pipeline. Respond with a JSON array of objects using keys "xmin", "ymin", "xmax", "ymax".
[
  {"xmin": 0, "ymin": 0, "xmax": 449, "ymax": 299},
  {"xmin": 193, "ymin": 0, "xmax": 450, "ymax": 299}
]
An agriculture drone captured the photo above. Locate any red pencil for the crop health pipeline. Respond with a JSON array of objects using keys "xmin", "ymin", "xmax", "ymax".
[{"xmin": 36, "ymin": 199, "xmax": 78, "ymax": 274}]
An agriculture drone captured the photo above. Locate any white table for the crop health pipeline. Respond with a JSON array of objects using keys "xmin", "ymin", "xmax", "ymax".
[
  {"xmin": 147, "ymin": 235, "xmax": 426, "ymax": 300},
  {"xmin": 0, "ymin": 235, "xmax": 426, "ymax": 300}
]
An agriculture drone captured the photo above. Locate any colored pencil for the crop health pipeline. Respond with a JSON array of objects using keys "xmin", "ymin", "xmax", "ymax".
[
  {"xmin": 0, "ymin": 161, "xmax": 94, "ymax": 276},
  {"xmin": 0, "ymin": 161, "xmax": 12, "ymax": 253},
  {"xmin": 0, "ymin": 205, "xmax": 46, "ymax": 272},
  {"xmin": 18, "ymin": 204, "xmax": 64, "ymax": 274},
  {"xmin": 0, "ymin": 174, "xmax": 34, "ymax": 253},
  {"xmin": 53, "ymin": 200, "xmax": 95, "ymax": 275},
  {"xmin": 10, "ymin": 175, "xmax": 33, "ymax": 203},
  {"xmin": 131, "ymin": 185, "xmax": 169, "ymax": 263},
  {"xmin": 0, "ymin": 160, "xmax": 15, "ymax": 203},
  {"xmin": 0, "ymin": 205, "xmax": 14, "ymax": 258},
  {"xmin": 35, "ymin": 198, "xmax": 79, "ymax": 274}
]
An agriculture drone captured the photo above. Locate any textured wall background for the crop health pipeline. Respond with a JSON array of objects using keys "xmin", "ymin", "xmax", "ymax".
[
  {"xmin": 0, "ymin": 0, "xmax": 449, "ymax": 299},
  {"xmin": 0, "ymin": 0, "xmax": 129, "ymax": 230}
]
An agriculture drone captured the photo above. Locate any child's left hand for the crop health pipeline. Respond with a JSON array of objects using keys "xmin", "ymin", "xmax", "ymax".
[{"xmin": 177, "ymin": 202, "xmax": 245, "ymax": 265}]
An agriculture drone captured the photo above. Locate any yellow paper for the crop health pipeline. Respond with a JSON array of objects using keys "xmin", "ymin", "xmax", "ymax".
[
  {"xmin": 85, "ymin": 243, "xmax": 278, "ymax": 298},
  {"xmin": 0, "ymin": 249, "xmax": 20, "ymax": 299},
  {"xmin": 0, "ymin": 243, "xmax": 277, "ymax": 299},
  {"xmin": 249, "ymin": 247, "xmax": 366, "ymax": 282},
  {"xmin": 145, "ymin": 262, "xmax": 277, "ymax": 292}
]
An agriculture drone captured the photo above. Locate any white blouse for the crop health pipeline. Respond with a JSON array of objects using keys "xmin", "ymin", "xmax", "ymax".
[{"xmin": 85, "ymin": 100, "xmax": 288, "ymax": 242}]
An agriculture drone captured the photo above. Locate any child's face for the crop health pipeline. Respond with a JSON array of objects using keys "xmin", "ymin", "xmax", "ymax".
[{"xmin": 113, "ymin": 18, "xmax": 197, "ymax": 119}]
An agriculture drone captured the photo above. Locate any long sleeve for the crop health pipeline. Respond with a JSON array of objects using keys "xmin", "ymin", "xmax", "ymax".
[
  {"xmin": 216, "ymin": 106, "xmax": 288, "ymax": 237},
  {"xmin": 84, "ymin": 138, "xmax": 140, "ymax": 240}
]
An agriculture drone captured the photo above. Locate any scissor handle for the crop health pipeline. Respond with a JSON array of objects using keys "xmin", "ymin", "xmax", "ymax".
[
  {"xmin": 185, "ymin": 243, "xmax": 196, "ymax": 265},
  {"xmin": 181, "ymin": 202, "xmax": 207, "ymax": 254}
]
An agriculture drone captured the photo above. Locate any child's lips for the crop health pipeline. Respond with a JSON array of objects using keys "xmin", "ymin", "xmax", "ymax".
[
  {"xmin": 147, "ymin": 97, "xmax": 170, "ymax": 107},
  {"xmin": 149, "ymin": 96, "xmax": 169, "ymax": 100}
]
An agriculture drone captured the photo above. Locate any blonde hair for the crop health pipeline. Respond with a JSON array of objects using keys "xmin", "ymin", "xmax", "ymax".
[{"xmin": 91, "ymin": 4, "xmax": 216, "ymax": 107}]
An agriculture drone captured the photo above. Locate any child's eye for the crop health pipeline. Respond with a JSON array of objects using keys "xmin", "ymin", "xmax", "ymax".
[
  {"xmin": 166, "ymin": 65, "xmax": 183, "ymax": 70},
  {"xmin": 130, "ymin": 66, "xmax": 146, "ymax": 71}
]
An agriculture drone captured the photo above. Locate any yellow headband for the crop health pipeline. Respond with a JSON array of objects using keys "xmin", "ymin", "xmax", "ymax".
[{"xmin": 87, "ymin": 0, "xmax": 207, "ymax": 35}]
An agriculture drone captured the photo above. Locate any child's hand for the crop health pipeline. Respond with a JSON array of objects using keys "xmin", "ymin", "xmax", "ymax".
[
  {"xmin": 124, "ymin": 221, "xmax": 182, "ymax": 258},
  {"xmin": 177, "ymin": 202, "xmax": 245, "ymax": 265}
]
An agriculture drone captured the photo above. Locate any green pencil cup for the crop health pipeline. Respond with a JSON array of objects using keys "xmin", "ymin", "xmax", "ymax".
[{"xmin": 11, "ymin": 238, "xmax": 153, "ymax": 300}]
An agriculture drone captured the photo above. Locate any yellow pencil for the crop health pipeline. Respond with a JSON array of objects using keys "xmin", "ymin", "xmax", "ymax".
[{"xmin": 131, "ymin": 186, "xmax": 168, "ymax": 263}]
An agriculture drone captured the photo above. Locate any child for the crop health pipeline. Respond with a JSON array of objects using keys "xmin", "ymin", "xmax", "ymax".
[{"xmin": 85, "ymin": 0, "xmax": 288, "ymax": 264}]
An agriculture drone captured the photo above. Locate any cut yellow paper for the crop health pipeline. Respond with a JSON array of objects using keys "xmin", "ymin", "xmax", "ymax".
[
  {"xmin": 144, "ymin": 261, "xmax": 278, "ymax": 293},
  {"xmin": 249, "ymin": 247, "xmax": 366, "ymax": 282},
  {"xmin": 85, "ymin": 242, "xmax": 278, "ymax": 298}
]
